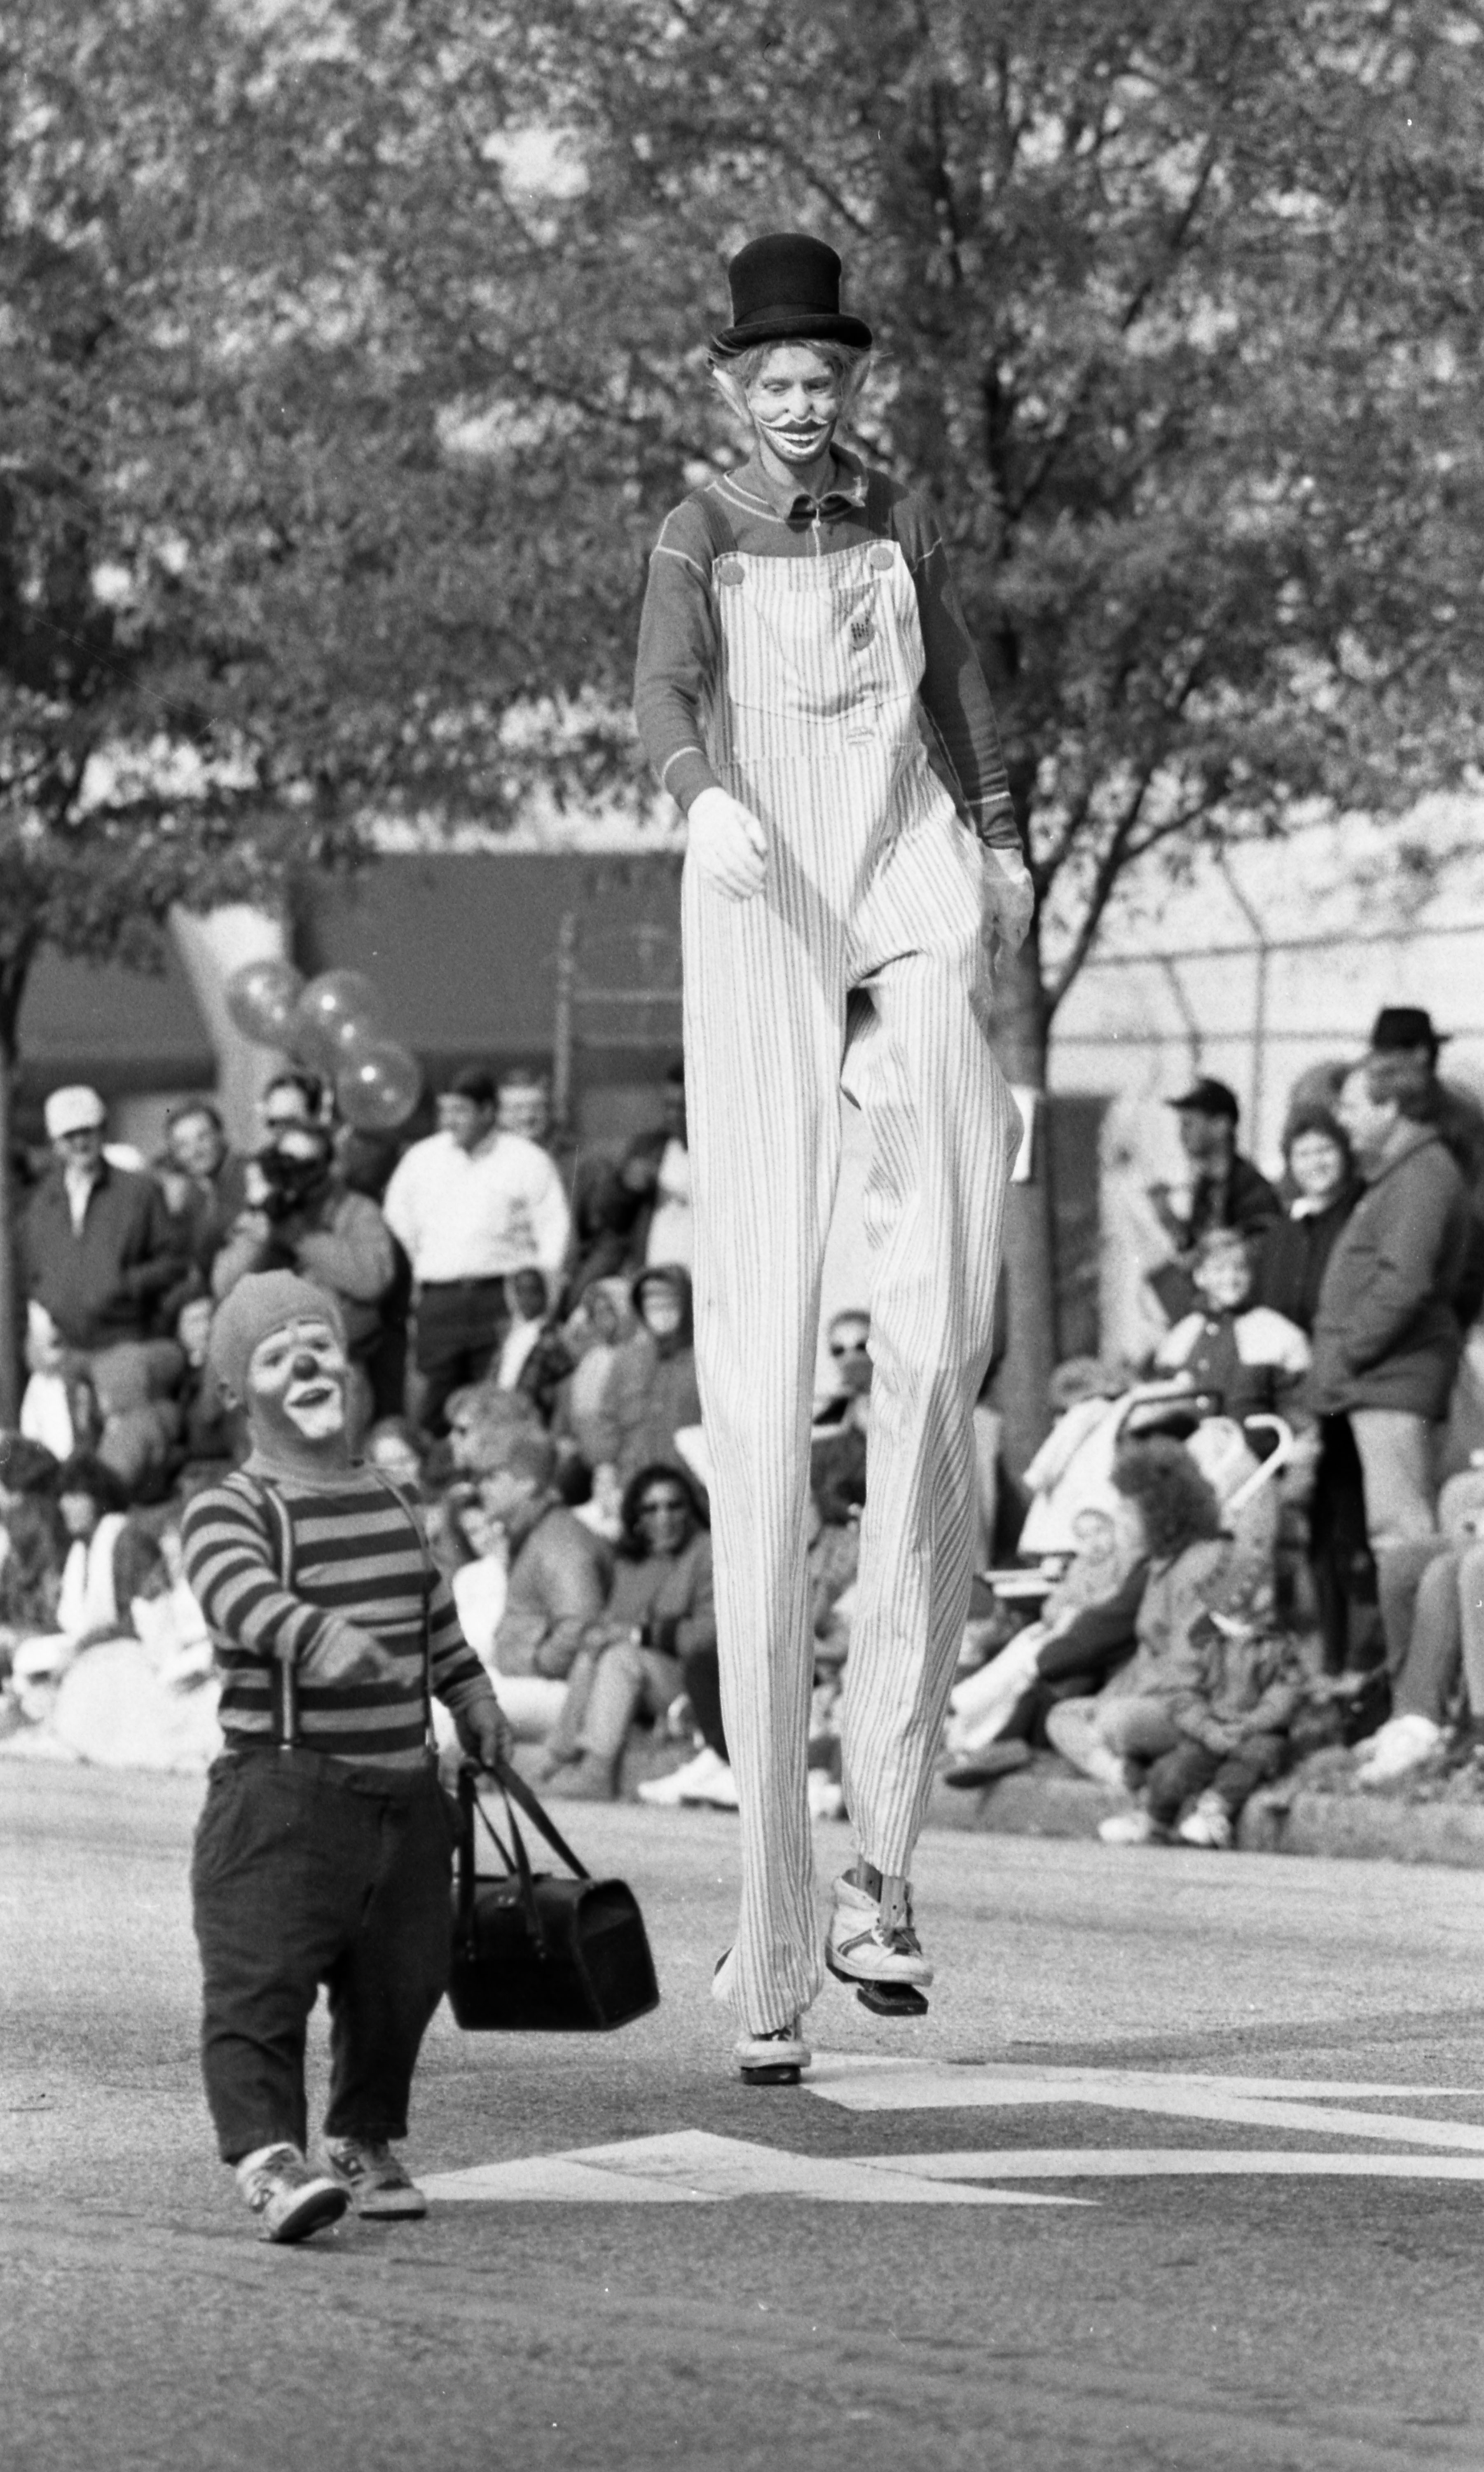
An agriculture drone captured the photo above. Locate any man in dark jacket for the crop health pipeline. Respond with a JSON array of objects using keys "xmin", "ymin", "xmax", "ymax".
[
  {"xmin": 1147, "ymin": 1077, "xmax": 1281, "ymax": 1323},
  {"xmin": 23, "ymin": 1086, "xmax": 184, "ymax": 1357},
  {"xmin": 1311, "ymin": 1059, "xmax": 1473, "ymax": 1557}
]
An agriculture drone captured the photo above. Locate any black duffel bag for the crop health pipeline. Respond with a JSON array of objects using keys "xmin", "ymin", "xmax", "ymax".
[{"xmin": 447, "ymin": 1758, "xmax": 660, "ymax": 2034}]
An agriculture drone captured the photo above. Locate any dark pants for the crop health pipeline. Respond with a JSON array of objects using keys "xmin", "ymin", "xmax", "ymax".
[
  {"xmin": 191, "ymin": 1749, "xmax": 455, "ymax": 2165},
  {"xmin": 1145, "ymin": 1732, "xmax": 1287, "ymax": 1829},
  {"xmin": 412, "ymin": 1280, "xmax": 507, "ymax": 1433},
  {"xmin": 682, "ymin": 1644, "xmax": 729, "ymax": 1763}
]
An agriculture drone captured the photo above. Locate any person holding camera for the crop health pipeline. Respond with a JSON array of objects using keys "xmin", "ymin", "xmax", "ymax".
[{"xmin": 213, "ymin": 1124, "xmax": 396, "ymax": 1437}]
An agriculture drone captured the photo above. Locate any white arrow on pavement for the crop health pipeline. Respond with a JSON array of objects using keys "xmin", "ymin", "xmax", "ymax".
[{"xmin": 420, "ymin": 2129, "xmax": 1090, "ymax": 2207}]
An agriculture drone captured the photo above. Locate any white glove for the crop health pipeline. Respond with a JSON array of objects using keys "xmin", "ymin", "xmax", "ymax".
[
  {"xmin": 979, "ymin": 843, "xmax": 1035, "ymax": 966},
  {"xmin": 687, "ymin": 787, "xmax": 767, "ymax": 901}
]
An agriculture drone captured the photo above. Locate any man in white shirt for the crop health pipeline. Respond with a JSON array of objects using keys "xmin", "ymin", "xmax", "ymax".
[{"xmin": 382, "ymin": 1066, "xmax": 572, "ymax": 1433}]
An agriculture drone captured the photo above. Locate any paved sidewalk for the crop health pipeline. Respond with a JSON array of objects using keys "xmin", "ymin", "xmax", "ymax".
[{"xmin": 922, "ymin": 1755, "xmax": 1484, "ymax": 1871}]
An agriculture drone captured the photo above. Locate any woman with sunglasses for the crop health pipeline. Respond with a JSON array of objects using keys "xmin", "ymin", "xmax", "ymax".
[{"xmin": 542, "ymin": 1464, "xmax": 715, "ymax": 1801}]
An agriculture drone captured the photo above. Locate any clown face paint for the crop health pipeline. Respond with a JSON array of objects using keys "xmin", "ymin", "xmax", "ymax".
[
  {"xmin": 744, "ymin": 344, "xmax": 845, "ymax": 471},
  {"xmin": 246, "ymin": 1314, "xmax": 349, "ymax": 1453}
]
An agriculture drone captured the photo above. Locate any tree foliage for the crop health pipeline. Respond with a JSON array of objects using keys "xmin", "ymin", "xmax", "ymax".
[{"xmin": 4, "ymin": 0, "xmax": 1482, "ymax": 1430}]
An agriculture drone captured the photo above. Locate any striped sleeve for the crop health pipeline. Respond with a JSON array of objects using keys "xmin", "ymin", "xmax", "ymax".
[{"xmin": 181, "ymin": 1480, "xmax": 335, "ymax": 1670}]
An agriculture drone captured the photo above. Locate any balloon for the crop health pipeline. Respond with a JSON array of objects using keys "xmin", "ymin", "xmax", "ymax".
[
  {"xmin": 336, "ymin": 1039, "xmax": 423, "ymax": 1133},
  {"xmin": 290, "ymin": 970, "xmax": 384, "ymax": 1073},
  {"xmin": 224, "ymin": 957, "xmax": 304, "ymax": 1049}
]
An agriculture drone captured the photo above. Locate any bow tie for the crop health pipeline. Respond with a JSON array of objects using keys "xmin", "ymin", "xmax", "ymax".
[{"xmin": 786, "ymin": 487, "xmax": 860, "ymax": 524}]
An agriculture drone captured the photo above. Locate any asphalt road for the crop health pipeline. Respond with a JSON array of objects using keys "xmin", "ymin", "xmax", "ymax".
[{"xmin": 5, "ymin": 1759, "xmax": 1484, "ymax": 2472}]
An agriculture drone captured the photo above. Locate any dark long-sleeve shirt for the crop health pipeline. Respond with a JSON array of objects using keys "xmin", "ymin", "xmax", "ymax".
[
  {"xmin": 183, "ymin": 1463, "xmax": 494, "ymax": 1772},
  {"xmin": 634, "ymin": 447, "xmax": 1019, "ymax": 847}
]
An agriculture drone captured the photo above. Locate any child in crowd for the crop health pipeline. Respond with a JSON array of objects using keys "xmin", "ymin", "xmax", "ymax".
[
  {"xmin": 1153, "ymin": 1227, "xmax": 1310, "ymax": 1421},
  {"xmin": 1107, "ymin": 1557, "xmax": 1308, "ymax": 1848},
  {"xmin": 943, "ymin": 1503, "xmax": 1146, "ymax": 1784}
]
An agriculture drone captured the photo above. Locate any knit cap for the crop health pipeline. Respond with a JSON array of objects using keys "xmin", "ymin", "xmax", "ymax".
[{"xmin": 207, "ymin": 1272, "xmax": 346, "ymax": 1402}]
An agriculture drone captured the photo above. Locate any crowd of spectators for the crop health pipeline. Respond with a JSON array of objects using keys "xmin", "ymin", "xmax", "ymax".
[
  {"xmin": 5, "ymin": 998, "xmax": 1484, "ymax": 1840},
  {"xmin": 940, "ymin": 1002, "xmax": 1484, "ymax": 1843}
]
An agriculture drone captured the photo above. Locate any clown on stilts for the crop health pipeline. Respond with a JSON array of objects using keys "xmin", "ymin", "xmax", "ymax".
[{"xmin": 634, "ymin": 234, "xmax": 1032, "ymax": 2084}]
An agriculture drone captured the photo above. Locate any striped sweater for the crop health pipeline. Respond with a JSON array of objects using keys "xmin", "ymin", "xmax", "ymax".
[{"xmin": 182, "ymin": 1462, "xmax": 494, "ymax": 1772}]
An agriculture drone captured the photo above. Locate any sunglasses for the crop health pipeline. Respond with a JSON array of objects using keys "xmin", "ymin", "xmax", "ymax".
[{"xmin": 829, "ymin": 1339, "xmax": 868, "ymax": 1358}]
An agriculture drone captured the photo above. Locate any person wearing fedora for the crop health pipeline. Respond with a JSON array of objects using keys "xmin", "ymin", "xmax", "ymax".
[
  {"xmin": 634, "ymin": 232, "xmax": 1031, "ymax": 2082},
  {"xmin": 1369, "ymin": 1008, "xmax": 1484, "ymax": 1203}
]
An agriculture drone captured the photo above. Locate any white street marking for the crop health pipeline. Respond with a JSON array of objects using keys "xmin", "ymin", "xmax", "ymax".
[
  {"xmin": 864, "ymin": 2149, "xmax": 1484, "ymax": 2181},
  {"xmin": 421, "ymin": 2130, "xmax": 1089, "ymax": 2207},
  {"xmin": 805, "ymin": 2056, "xmax": 1484, "ymax": 2158}
]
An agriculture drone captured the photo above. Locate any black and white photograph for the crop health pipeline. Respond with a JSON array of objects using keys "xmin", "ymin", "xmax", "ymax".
[{"xmin": 4, "ymin": 3, "xmax": 1484, "ymax": 2465}]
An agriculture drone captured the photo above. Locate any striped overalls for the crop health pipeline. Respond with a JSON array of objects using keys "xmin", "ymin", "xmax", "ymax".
[{"xmin": 683, "ymin": 482, "xmax": 1020, "ymax": 2034}]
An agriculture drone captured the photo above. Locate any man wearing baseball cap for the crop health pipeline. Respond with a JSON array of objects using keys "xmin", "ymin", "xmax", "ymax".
[
  {"xmin": 19, "ymin": 1086, "xmax": 186, "ymax": 1482},
  {"xmin": 1147, "ymin": 1077, "xmax": 1282, "ymax": 1324}
]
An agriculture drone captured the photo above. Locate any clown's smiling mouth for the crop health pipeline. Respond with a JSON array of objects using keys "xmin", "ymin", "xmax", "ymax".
[{"xmin": 288, "ymin": 1381, "xmax": 337, "ymax": 1408}]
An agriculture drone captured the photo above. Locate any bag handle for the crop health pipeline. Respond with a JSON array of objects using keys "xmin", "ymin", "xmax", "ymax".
[
  {"xmin": 456, "ymin": 1762, "xmax": 550, "ymax": 1959},
  {"xmin": 489, "ymin": 1753, "xmax": 592, "ymax": 1882}
]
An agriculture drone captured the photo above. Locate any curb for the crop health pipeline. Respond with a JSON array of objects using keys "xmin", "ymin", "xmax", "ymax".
[{"xmin": 924, "ymin": 1765, "xmax": 1484, "ymax": 1871}]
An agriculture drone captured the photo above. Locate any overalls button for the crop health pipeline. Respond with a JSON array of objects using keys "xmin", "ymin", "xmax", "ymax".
[
  {"xmin": 868, "ymin": 543, "xmax": 894, "ymax": 572},
  {"xmin": 714, "ymin": 555, "xmax": 744, "ymax": 588}
]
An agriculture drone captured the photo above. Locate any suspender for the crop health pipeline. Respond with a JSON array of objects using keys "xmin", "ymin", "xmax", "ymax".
[{"xmin": 228, "ymin": 1468, "xmax": 435, "ymax": 1754}]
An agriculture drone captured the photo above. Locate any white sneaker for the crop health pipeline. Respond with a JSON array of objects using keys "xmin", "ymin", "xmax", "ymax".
[
  {"xmin": 1355, "ymin": 1713, "xmax": 1445, "ymax": 1785},
  {"xmin": 1097, "ymin": 1807, "xmax": 1165, "ymax": 1846},
  {"xmin": 236, "ymin": 2143, "xmax": 349, "ymax": 2245},
  {"xmin": 825, "ymin": 1873, "xmax": 933, "ymax": 1988},
  {"xmin": 679, "ymin": 1747, "xmax": 740, "ymax": 1808},
  {"xmin": 1177, "ymin": 1793, "xmax": 1234, "ymax": 1850}
]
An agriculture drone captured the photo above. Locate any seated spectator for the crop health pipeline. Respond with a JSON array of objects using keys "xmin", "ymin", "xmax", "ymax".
[
  {"xmin": 213, "ymin": 1122, "xmax": 396, "ymax": 1434},
  {"xmin": 19, "ymin": 1087, "xmax": 187, "ymax": 1489},
  {"xmin": 480, "ymin": 1428, "xmax": 611, "ymax": 1742},
  {"xmin": 364, "ymin": 1416, "xmax": 430, "ymax": 1499},
  {"xmin": 156, "ymin": 1100, "xmax": 249, "ymax": 1288},
  {"xmin": 641, "ymin": 1485, "xmax": 846, "ymax": 1814},
  {"xmin": 494, "ymin": 1268, "xmax": 572, "ymax": 1422},
  {"xmin": 445, "ymin": 1382, "xmax": 543, "ymax": 1478},
  {"xmin": 596, "ymin": 1266, "xmax": 702, "ymax": 1488},
  {"xmin": 47, "ymin": 1496, "xmax": 221, "ymax": 1773},
  {"xmin": 0, "ymin": 1437, "xmax": 64, "ymax": 1682},
  {"xmin": 1103, "ymin": 1557, "xmax": 1307, "ymax": 1846},
  {"xmin": 1351, "ymin": 1468, "xmax": 1484, "ymax": 1784},
  {"xmin": 443, "ymin": 1479, "xmax": 510, "ymax": 1679},
  {"xmin": 1044, "ymin": 1440, "xmax": 1230, "ymax": 1792},
  {"xmin": 541, "ymin": 1464, "xmax": 715, "ymax": 1800},
  {"xmin": 7, "ymin": 1455, "xmax": 162, "ymax": 1724},
  {"xmin": 943, "ymin": 1503, "xmax": 1147, "ymax": 1785},
  {"xmin": 1252, "ymin": 1110, "xmax": 1360, "ymax": 1334},
  {"xmin": 551, "ymin": 1278, "xmax": 638, "ymax": 1477},
  {"xmin": 1152, "ymin": 1228, "xmax": 1310, "ymax": 1422}
]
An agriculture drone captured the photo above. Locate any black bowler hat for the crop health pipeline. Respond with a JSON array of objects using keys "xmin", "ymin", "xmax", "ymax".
[
  {"xmin": 1371, "ymin": 1005, "xmax": 1449, "ymax": 1055},
  {"xmin": 1168, "ymin": 1076, "xmax": 1240, "ymax": 1124},
  {"xmin": 711, "ymin": 232, "xmax": 873, "ymax": 358}
]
